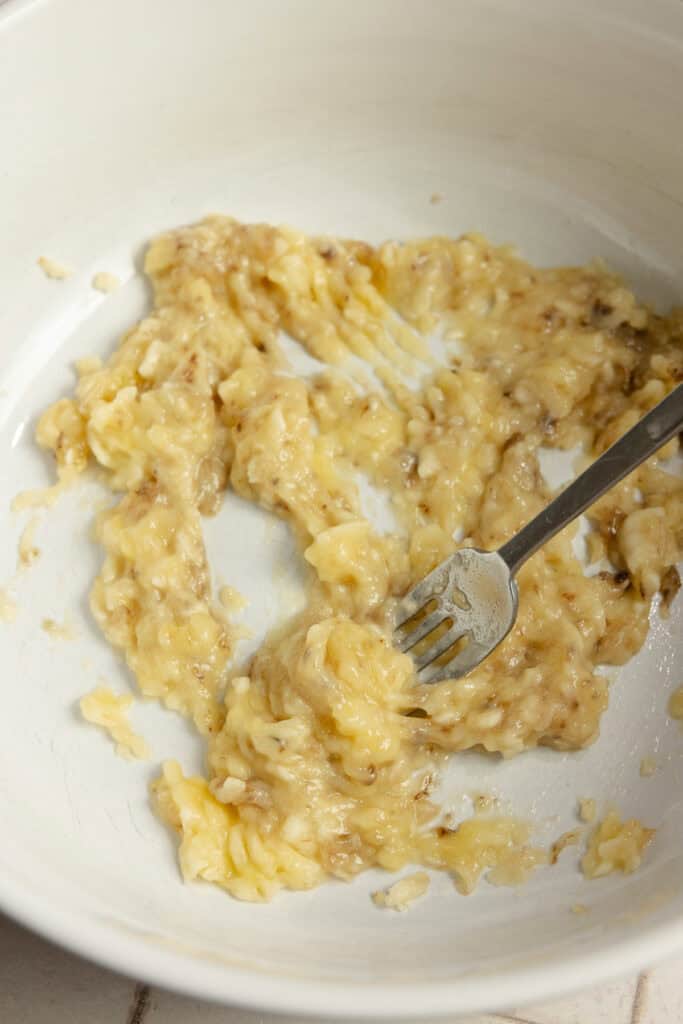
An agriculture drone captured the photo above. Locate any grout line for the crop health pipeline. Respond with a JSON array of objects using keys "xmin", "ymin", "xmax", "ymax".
[
  {"xmin": 630, "ymin": 971, "xmax": 651, "ymax": 1024},
  {"xmin": 126, "ymin": 983, "xmax": 151, "ymax": 1024}
]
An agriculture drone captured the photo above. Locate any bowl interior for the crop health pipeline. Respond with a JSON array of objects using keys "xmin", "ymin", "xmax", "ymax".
[{"xmin": 0, "ymin": 0, "xmax": 682, "ymax": 1016}]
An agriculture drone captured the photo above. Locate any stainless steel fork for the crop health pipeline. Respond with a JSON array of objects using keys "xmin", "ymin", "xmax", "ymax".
[{"xmin": 394, "ymin": 382, "xmax": 683, "ymax": 684}]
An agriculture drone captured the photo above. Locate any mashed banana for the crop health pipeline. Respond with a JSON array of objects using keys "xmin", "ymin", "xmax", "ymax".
[
  {"xmin": 372, "ymin": 871, "xmax": 430, "ymax": 911},
  {"xmin": 36, "ymin": 217, "xmax": 682, "ymax": 900},
  {"xmin": 669, "ymin": 686, "xmax": 683, "ymax": 723},
  {"xmin": 80, "ymin": 685, "xmax": 150, "ymax": 760},
  {"xmin": 581, "ymin": 811, "xmax": 655, "ymax": 879}
]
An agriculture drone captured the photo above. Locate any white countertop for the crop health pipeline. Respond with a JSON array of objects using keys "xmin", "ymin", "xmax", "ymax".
[{"xmin": 1, "ymin": 911, "xmax": 681, "ymax": 1024}]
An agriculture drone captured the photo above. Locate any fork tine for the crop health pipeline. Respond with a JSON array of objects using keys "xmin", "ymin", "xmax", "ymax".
[
  {"xmin": 413, "ymin": 624, "xmax": 468, "ymax": 672},
  {"xmin": 396, "ymin": 610, "xmax": 448, "ymax": 653},
  {"xmin": 393, "ymin": 564, "xmax": 451, "ymax": 628},
  {"xmin": 421, "ymin": 640, "xmax": 484, "ymax": 684},
  {"xmin": 421, "ymin": 654, "xmax": 466, "ymax": 685}
]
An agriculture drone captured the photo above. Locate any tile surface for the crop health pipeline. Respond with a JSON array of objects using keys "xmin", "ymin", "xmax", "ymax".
[
  {"xmin": 2, "ymin": 911, "xmax": 683, "ymax": 1024},
  {"xmin": 0, "ymin": 913, "xmax": 133, "ymax": 1024},
  {"xmin": 148, "ymin": 984, "xmax": 507, "ymax": 1024},
  {"xmin": 633, "ymin": 960, "xmax": 683, "ymax": 1024},
  {"xmin": 510, "ymin": 976, "xmax": 639, "ymax": 1024}
]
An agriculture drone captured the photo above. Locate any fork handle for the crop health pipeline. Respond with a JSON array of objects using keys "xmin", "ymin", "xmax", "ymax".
[{"xmin": 498, "ymin": 382, "xmax": 683, "ymax": 575}]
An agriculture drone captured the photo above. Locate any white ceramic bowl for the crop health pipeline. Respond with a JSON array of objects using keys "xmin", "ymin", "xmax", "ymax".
[{"xmin": 1, "ymin": 0, "xmax": 682, "ymax": 1017}]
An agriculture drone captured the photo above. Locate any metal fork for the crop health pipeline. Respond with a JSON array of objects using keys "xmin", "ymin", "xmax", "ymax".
[{"xmin": 394, "ymin": 382, "xmax": 683, "ymax": 684}]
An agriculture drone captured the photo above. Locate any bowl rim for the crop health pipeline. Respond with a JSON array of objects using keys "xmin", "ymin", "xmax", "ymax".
[
  {"xmin": 1, "ymin": 866, "xmax": 683, "ymax": 1017},
  {"xmin": 2, "ymin": 0, "xmax": 683, "ymax": 1015}
]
